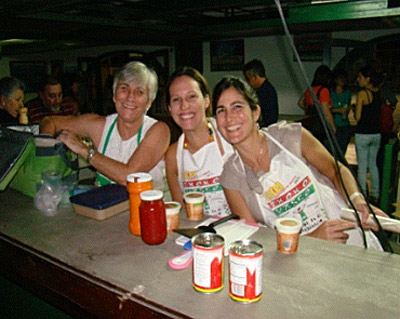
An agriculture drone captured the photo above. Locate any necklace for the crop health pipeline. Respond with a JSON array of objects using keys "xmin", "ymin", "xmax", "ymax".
[{"xmin": 183, "ymin": 120, "xmax": 214, "ymax": 149}]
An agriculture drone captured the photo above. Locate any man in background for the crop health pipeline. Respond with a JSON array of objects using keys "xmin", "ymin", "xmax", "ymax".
[
  {"xmin": 243, "ymin": 59, "xmax": 279, "ymax": 127},
  {"xmin": 26, "ymin": 75, "xmax": 78, "ymax": 123}
]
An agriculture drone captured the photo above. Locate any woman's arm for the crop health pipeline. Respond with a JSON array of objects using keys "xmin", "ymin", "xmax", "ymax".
[
  {"xmin": 57, "ymin": 120, "xmax": 170, "ymax": 186},
  {"xmin": 113, "ymin": 121, "xmax": 170, "ymax": 185},
  {"xmin": 297, "ymin": 94, "xmax": 306, "ymax": 111},
  {"xmin": 321, "ymin": 101, "xmax": 336, "ymax": 133},
  {"xmin": 39, "ymin": 113, "xmax": 105, "ymax": 146},
  {"xmin": 355, "ymin": 90, "xmax": 367, "ymax": 122},
  {"xmin": 223, "ymin": 187, "xmax": 257, "ymax": 223},
  {"xmin": 301, "ymin": 128, "xmax": 356, "ymax": 199},
  {"xmin": 165, "ymin": 142, "xmax": 184, "ymax": 206}
]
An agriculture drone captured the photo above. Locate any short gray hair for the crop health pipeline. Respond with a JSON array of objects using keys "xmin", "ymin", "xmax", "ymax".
[
  {"xmin": 112, "ymin": 61, "xmax": 158, "ymax": 103},
  {"xmin": 0, "ymin": 77, "xmax": 25, "ymax": 98}
]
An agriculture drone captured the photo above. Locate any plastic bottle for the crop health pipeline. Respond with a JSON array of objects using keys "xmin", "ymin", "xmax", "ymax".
[
  {"xmin": 127, "ymin": 173, "xmax": 153, "ymax": 236},
  {"xmin": 139, "ymin": 190, "xmax": 167, "ymax": 245}
]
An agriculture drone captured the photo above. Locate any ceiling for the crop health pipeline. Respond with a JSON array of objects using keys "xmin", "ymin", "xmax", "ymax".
[{"xmin": 1, "ymin": 0, "xmax": 400, "ymax": 55}]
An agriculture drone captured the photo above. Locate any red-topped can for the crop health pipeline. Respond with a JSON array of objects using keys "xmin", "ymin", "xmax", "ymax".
[{"xmin": 229, "ymin": 240, "xmax": 263, "ymax": 303}]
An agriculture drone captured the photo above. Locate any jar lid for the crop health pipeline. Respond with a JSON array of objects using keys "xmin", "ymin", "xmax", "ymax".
[
  {"xmin": 127, "ymin": 172, "xmax": 152, "ymax": 183},
  {"xmin": 140, "ymin": 189, "xmax": 163, "ymax": 201},
  {"xmin": 275, "ymin": 217, "xmax": 302, "ymax": 234}
]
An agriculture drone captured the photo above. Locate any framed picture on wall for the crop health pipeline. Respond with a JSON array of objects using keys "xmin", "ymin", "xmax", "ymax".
[
  {"xmin": 9, "ymin": 61, "xmax": 47, "ymax": 92},
  {"xmin": 210, "ymin": 39, "xmax": 244, "ymax": 71},
  {"xmin": 294, "ymin": 33, "xmax": 331, "ymax": 62}
]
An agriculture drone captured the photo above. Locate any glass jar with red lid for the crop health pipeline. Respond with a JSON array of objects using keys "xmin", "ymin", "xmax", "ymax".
[{"xmin": 139, "ymin": 190, "xmax": 167, "ymax": 245}]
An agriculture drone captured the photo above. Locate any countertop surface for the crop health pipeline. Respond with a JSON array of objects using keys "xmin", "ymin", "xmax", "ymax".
[{"xmin": 1, "ymin": 189, "xmax": 400, "ymax": 319}]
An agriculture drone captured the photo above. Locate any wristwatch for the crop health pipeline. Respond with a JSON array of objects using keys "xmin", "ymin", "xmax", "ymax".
[{"xmin": 86, "ymin": 147, "xmax": 96, "ymax": 162}]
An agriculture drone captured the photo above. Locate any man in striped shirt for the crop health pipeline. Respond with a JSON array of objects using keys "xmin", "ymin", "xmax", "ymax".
[{"xmin": 26, "ymin": 75, "xmax": 78, "ymax": 123}]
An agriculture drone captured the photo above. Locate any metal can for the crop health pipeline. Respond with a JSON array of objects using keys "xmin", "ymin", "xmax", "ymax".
[
  {"xmin": 191, "ymin": 232, "xmax": 224, "ymax": 293},
  {"xmin": 229, "ymin": 240, "xmax": 263, "ymax": 303}
]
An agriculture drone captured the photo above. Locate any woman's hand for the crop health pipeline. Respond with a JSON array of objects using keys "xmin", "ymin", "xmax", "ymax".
[
  {"xmin": 353, "ymin": 198, "xmax": 389, "ymax": 231},
  {"xmin": 56, "ymin": 129, "xmax": 88, "ymax": 158},
  {"xmin": 307, "ymin": 220, "xmax": 356, "ymax": 243}
]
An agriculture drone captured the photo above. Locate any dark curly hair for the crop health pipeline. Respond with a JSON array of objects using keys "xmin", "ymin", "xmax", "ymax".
[{"xmin": 212, "ymin": 75, "xmax": 259, "ymax": 115}]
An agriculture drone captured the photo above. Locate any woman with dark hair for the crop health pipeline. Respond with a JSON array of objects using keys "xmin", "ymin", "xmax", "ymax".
[
  {"xmin": 0, "ymin": 77, "xmax": 25, "ymax": 124},
  {"xmin": 354, "ymin": 65, "xmax": 384, "ymax": 204},
  {"xmin": 165, "ymin": 67, "xmax": 233, "ymax": 216},
  {"xmin": 298, "ymin": 65, "xmax": 335, "ymax": 143},
  {"xmin": 214, "ymin": 75, "xmax": 385, "ymax": 249}
]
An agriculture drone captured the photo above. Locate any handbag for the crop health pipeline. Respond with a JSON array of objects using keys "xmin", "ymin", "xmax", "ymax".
[{"xmin": 1, "ymin": 125, "xmax": 79, "ymax": 197}]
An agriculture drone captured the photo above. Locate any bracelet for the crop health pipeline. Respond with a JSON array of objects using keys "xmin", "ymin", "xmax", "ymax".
[
  {"xmin": 86, "ymin": 147, "xmax": 96, "ymax": 162},
  {"xmin": 349, "ymin": 192, "xmax": 364, "ymax": 202}
]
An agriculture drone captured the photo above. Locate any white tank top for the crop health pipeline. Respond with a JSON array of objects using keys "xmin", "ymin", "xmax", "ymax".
[{"xmin": 96, "ymin": 113, "xmax": 165, "ymax": 186}]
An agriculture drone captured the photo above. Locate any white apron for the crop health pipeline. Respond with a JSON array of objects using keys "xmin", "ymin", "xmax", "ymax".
[
  {"xmin": 177, "ymin": 119, "xmax": 233, "ymax": 216},
  {"xmin": 249, "ymin": 131, "xmax": 382, "ymax": 250},
  {"xmin": 96, "ymin": 114, "xmax": 165, "ymax": 187}
]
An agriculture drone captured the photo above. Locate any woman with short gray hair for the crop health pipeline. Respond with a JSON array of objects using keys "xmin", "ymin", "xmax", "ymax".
[
  {"xmin": 0, "ymin": 76, "xmax": 25, "ymax": 124},
  {"xmin": 40, "ymin": 61, "xmax": 170, "ymax": 187}
]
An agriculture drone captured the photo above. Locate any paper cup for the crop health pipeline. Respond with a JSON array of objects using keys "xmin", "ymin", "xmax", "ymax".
[
  {"xmin": 275, "ymin": 218, "xmax": 302, "ymax": 254},
  {"xmin": 165, "ymin": 201, "xmax": 181, "ymax": 232},
  {"xmin": 183, "ymin": 192, "xmax": 204, "ymax": 221}
]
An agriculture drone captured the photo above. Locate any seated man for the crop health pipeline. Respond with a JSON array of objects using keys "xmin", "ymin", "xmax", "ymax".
[{"xmin": 26, "ymin": 75, "xmax": 78, "ymax": 123}]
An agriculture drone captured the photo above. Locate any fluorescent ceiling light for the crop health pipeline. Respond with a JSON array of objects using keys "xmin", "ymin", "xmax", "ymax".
[
  {"xmin": 0, "ymin": 39, "xmax": 41, "ymax": 45},
  {"xmin": 311, "ymin": 0, "xmax": 348, "ymax": 4}
]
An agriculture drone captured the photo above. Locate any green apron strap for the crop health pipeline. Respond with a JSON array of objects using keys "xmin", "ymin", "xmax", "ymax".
[
  {"xmin": 96, "ymin": 117, "xmax": 144, "ymax": 186},
  {"xmin": 101, "ymin": 116, "xmax": 118, "ymax": 155}
]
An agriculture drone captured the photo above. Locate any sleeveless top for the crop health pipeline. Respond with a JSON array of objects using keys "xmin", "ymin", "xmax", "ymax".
[
  {"xmin": 96, "ymin": 113, "xmax": 165, "ymax": 186},
  {"xmin": 220, "ymin": 121, "xmax": 382, "ymax": 250},
  {"xmin": 176, "ymin": 117, "xmax": 233, "ymax": 216},
  {"xmin": 355, "ymin": 89, "xmax": 381, "ymax": 134}
]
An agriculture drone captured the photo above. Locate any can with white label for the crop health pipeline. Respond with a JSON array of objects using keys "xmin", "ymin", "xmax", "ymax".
[
  {"xmin": 191, "ymin": 232, "xmax": 224, "ymax": 293},
  {"xmin": 229, "ymin": 240, "xmax": 263, "ymax": 303}
]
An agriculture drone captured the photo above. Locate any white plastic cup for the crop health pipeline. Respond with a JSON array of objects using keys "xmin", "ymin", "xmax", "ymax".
[
  {"xmin": 275, "ymin": 218, "xmax": 302, "ymax": 254},
  {"xmin": 183, "ymin": 192, "xmax": 204, "ymax": 220},
  {"xmin": 165, "ymin": 201, "xmax": 181, "ymax": 232}
]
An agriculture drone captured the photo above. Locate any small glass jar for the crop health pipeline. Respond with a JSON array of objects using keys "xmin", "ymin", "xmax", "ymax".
[{"xmin": 139, "ymin": 190, "xmax": 167, "ymax": 245}]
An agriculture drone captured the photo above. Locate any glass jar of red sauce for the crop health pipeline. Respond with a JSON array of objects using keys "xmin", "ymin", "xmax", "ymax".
[{"xmin": 139, "ymin": 190, "xmax": 167, "ymax": 245}]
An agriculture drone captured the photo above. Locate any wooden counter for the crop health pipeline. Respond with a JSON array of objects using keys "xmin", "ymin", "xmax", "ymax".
[{"xmin": 1, "ymin": 189, "xmax": 399, "ymax": 318}]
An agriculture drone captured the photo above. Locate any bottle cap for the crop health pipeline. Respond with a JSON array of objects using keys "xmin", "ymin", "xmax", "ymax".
[
  {"xmin": 140, "ymin": 189, "xmax": 163, "ymax": 201},
  {"xmin": 127, "ymin": 172, "xmax": 152, "ymax": 183}
]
